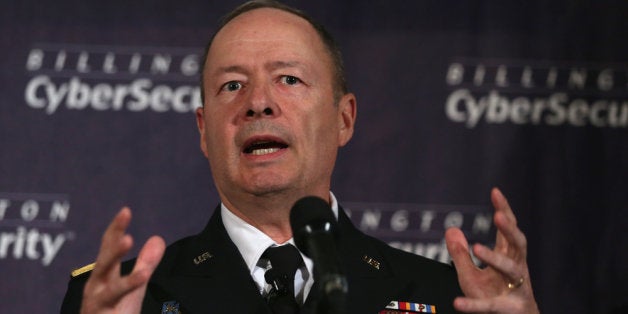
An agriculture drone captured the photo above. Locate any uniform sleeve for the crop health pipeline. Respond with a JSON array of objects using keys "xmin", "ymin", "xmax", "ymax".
[{"xmin": 60, "ymin": 272, "xmax": 89, "ymax": 314}]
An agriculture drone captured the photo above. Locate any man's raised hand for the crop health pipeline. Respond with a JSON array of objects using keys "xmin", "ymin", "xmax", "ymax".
[
  {"xmin": 445, "ymin": 188, "xmax": 539, "ymax": 314},
  {"xmin": 80, "ymin": 207, "xmax": 165, "ymax": 314}
]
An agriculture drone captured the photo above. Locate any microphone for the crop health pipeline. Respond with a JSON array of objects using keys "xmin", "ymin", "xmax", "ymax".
[{"xmin": 290, "ymin": 196, "xmax": 347, "ymax": 314}]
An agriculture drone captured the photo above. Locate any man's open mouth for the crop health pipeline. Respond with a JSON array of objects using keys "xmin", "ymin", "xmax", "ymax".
[{"xmin": 243, "ymin": 140, "xmax": 288, "ymax": 156}]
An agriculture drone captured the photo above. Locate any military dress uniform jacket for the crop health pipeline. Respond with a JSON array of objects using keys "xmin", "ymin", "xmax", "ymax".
[{"xmin": 61, "ymin": 206, "xmax": 462, "ymax": 313}]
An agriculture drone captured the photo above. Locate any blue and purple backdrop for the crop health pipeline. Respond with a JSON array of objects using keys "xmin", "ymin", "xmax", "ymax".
[{"xmin": 0, "ymin": 0, "xmax": 626, "ymax": 313}]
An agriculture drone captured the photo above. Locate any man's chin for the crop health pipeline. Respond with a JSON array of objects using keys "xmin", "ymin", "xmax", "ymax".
[
  {"xmin": 246, "ymin": 183, "xmax": 292, "ymax": 197},
  {"xmin": 239, "ymin": 177, "xmax": 295, "ymax": 197}
]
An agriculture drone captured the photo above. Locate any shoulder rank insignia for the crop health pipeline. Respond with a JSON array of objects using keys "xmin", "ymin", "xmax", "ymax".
[
  {"xmin": 380, "ymin": 300, "xmax": 437, "ymax": 313},
  {"xmin": 161, "ymin": 300, "xmax": 181, "ymax": 314},
  {"xmin": 70, "ymin": 262, "xmax": 95, "ymax": 278}
]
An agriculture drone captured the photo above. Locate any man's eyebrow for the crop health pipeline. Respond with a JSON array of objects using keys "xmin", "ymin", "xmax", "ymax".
[
  {"xmin": 211, "ymin": 61, "xmax": 304, "ymax": 77},
  {"xmin": 266, "ymin": 61, "xmax": 303, "ymax": 71},
  {"xmin": 214, "ymin": 65, "xmax": 250, "ymax": 75}
]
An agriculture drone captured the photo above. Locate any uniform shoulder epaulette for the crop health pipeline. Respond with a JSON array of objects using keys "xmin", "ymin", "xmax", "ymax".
[{"xmin": 70, "ymin": 262, "xmax": 95, "ymax": 278}]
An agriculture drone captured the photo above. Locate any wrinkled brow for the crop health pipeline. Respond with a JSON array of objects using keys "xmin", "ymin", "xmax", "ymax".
[
  {"xmin": 265, "ymin": 60, "xmax": 302, "ymax": 71},
  {"xmin": 211, "ymin": 61, "xmax": 304, "ymax": 78},
  {"xmin": 215, "ymin": 65, "xmax": 250, "ymax": 75},
  {"xmin": 219, "ymin": 61, "xmax": 302, "ymax": 71}
]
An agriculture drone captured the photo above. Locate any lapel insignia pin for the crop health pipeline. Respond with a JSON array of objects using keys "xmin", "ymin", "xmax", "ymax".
[
  {"xmin": 380, "ymin": 300, "xmax": 437, "ymax": 313},
  {"xmin": 362, "ymin": 255, "xmax": 381, "ymax": 270},
  {"xmin": 161, "ymin": 300, "xmax": 181, "ymax": 314},
  {"xmin": 193, "ymin": 251, "xmax": 212, "ymax": 265}
]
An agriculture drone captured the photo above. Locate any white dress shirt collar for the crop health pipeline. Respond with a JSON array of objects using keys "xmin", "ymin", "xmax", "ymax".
[{"xmin": 221, "ymin": 192, "xmax": 339, "ymax": 299}]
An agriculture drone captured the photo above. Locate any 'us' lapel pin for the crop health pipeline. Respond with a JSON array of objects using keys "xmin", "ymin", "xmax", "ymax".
[
  {"xmin": 362, "ymin": 255, "xmax": 381, "ymax": 270},
  {"xmin": 193, "ymin": 251, "xmax": 212, "ymax": 265}
]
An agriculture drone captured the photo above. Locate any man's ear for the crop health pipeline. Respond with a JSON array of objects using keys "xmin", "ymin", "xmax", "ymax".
[
  {"xmin": 337, "ymin": 93, "xmax": 357, "ymax": 147},
  {"xmin": 195, "ymin": 107, "xmax": 209, "ymax": 158}
]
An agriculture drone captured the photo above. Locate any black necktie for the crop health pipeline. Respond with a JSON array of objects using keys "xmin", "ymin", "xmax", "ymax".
[{"xmin": 263, "ymin": 245, "xmax": 304, "ymax": 314}]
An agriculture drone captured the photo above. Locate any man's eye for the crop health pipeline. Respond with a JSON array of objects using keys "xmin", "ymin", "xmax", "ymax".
[
  {"xmin": 280, "ymin": 75, "xmax": 301, "ymax": 85},
  {"xmin": 222, "ymin": 81, "xmax": 242, "ymax": 92}
]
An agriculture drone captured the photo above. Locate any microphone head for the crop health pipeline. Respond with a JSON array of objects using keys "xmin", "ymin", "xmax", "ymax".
[{"xmin": 290, "ymin": 196, "xmax": 338, "ymax": 257}]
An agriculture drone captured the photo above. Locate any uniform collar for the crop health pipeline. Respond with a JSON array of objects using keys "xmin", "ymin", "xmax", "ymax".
[{"xmin": 220, "ymin": 192, "xmax": 339, "ymax": 276}]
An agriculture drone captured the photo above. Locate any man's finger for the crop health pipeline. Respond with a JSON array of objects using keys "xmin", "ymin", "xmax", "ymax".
[
  {"xmin": 492, "ymin": 188, "xmax": 517, "ymax": 224},
  {"xmin": 92, "ymin": 207, "xmax": 134, "ymax": 278},
  {"xmin": 133, "ymin": 236, "xmax": 166, "ymax": 277},
  {"xmin": 472, "ymin": 243, "xmax": 522, "ymax": 283},
  {"xmin": 101, "ymin": 236, "xmax": 166, "ymax": 307},
  {"xmin": 494, "ymin": 210, "xmax": 528, "ymax": 258},
  {"xmin": 491, "ymin": 189, "xmax": 527, "ymax": 257},
  {"xmin": 445, "ymin": 228, "xmax": 477, "ymax": 274}
]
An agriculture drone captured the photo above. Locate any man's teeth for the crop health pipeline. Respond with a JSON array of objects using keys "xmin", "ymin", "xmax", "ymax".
[{"xmin": 250, "ymin": 147, "xmax": 280, "ymax": 155}]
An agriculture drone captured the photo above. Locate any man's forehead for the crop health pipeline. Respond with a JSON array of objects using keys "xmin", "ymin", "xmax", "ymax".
[
  {"xmin": 210, "ymin": 8, "xmax": 321, "ymax": 52},
  {"xmin": 225, "ymin": 7, "xmax": 310, "ymax": 28},
  {"xmin": 205, "ymin": 8, "xmax": 328, "ymax": 70}
]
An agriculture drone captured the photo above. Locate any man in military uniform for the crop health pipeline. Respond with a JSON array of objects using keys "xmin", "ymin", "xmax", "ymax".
[{"xmin": 62, "ymin": 1, "xmax": 539, "ymax": 313}]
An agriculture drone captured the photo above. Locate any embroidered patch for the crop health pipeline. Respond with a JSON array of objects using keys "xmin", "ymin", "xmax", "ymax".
[{"xmin": 161, "ymin": 300, "xmax": 181, "ymax": 314}]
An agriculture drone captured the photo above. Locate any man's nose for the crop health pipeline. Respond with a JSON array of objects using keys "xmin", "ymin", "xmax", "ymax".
[{"xmin": 243, "ymin": 84, "xmax": 280, "ymax": 119}]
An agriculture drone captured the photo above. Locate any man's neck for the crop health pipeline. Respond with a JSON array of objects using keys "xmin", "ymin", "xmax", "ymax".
[{"xmin": 219, "ymin": 189, "xmax": 330, "ymax": 243}]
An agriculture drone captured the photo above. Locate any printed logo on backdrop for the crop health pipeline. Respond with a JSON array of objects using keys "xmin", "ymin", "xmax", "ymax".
[
  {"xmin": 0, "ymin": 193, "xmax": 73, "ymax": 266},
  {"xmin": 24, "ymin": 43, "xmax": 203, "ymax": 114},
  {"xmin": 344, "ymin": 203, "xmax": 492, "ymax": 264},
  {"xmin": 445, "ymin": 58, "xmax": 628, "ymax": 128}
]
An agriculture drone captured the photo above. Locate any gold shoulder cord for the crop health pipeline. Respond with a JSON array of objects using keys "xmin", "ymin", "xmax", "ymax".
[{"xmin": 71, "ymin": 262, "xmax": 96, "ymax": 278}]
